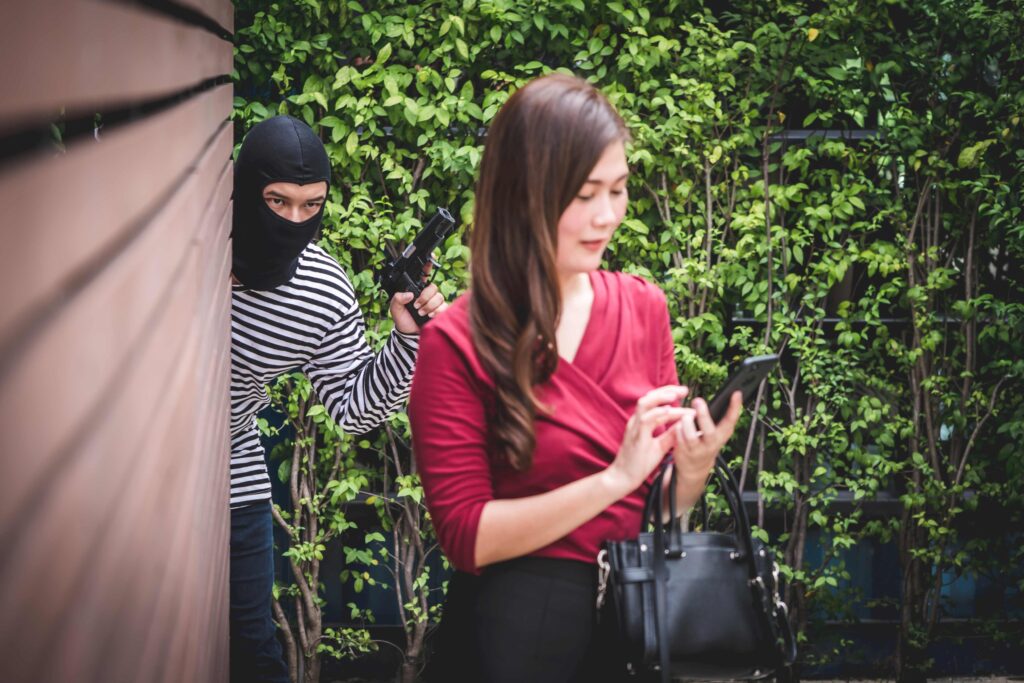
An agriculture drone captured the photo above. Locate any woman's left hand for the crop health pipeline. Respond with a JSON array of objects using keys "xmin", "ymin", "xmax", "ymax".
[{"xmin": 671, "ymin": 391, "xmax": 743, "ymax": 485}]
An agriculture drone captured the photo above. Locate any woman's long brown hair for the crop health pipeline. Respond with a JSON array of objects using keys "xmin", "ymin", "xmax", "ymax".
[{"xmin": 469, "ymin": 73, "xmax": 629, "ymax": 470}]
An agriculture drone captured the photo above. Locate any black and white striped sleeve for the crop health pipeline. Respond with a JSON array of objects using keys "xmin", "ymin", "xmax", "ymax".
[{"xmin": 303, "ymin": 280, "xmax": 419, "ymax": 434}]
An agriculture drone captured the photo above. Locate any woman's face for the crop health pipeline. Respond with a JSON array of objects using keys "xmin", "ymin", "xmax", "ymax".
[{"xmin": 555, "ymin": 140, "xmax": 629, "ymax": 280}]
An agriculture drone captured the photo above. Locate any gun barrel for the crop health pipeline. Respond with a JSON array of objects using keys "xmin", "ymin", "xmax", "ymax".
[
  {"xmin": 378, "ymin": 208, "xmax": 458, "ymax": 298},
  {"xmin": 423, "ymin": 208, "xmax": 456, "ymax": 240}
]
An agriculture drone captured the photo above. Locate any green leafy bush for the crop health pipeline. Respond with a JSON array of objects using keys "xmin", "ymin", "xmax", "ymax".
[{"xmin": 234, "ymin": 1, "xmax": 1024, "ymax": 680}]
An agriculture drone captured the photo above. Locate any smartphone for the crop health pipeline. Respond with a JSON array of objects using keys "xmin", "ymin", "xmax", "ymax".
[{"xmin": 705, "ymin": 354, "xmax": 780, "ymax": 423}]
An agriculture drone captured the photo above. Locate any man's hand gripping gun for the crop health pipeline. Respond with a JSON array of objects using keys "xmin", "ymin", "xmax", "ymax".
[{"xmin": 377, "ymin": 208, "xmax": 457, "ymax": 327}]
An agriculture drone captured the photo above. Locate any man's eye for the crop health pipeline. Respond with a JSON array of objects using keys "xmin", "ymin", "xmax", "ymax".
[
  {"xmin": 266, "ymin": 197, "xmax": 283, "ymax": 206},
  {"xmin": 306, "ymin": 201, "xmax": 322, "ymax": 209}
]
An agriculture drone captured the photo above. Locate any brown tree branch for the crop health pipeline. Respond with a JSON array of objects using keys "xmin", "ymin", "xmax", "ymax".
[
  {"xmin": 954, "ymin": 375, "xmax": 1008, "ymax": 488},
  {"xmin": 273, "ymin": 504, "xmax": 297, "ymax": 539},
  {"xmin": 273, "ymin": 598, "xmax": 299, "ymax": 683}
]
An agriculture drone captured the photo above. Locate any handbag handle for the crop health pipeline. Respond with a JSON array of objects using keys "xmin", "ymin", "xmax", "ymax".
[
  {"xmin": 643, "ymin": 456, "xmax": 759, "ymax": 577},
  {"xmin": 640, "ymin": 457, "xmax": 673, "ymax": 532}
]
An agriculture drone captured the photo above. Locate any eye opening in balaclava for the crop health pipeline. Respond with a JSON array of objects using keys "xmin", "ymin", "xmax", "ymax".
[{"xmin": 232, "ymin": 115, "xmax": 332, "ymax": 290}]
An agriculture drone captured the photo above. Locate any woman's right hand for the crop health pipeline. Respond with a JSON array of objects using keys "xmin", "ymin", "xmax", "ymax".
[
  {"xmin": 474, "ymin": 384, "xmax": 689, "ymax": 569},
  {"xmin": 602, "ymin": 385, "xmax": 689, "ymax": 497}
]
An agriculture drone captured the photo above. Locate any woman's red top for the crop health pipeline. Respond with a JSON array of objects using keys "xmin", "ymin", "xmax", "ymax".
[{"xmin": 409, "ymin": 270, "xmax": 678, "ymax": 573}]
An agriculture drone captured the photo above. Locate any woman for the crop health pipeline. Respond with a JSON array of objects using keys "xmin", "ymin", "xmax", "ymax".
[{"xmin": 409, "ymin": 73, "xmax": 742, "ymax": 682}]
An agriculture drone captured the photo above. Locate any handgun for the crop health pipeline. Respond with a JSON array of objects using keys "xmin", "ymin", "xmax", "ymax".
[{"xmin": 377, "ymin": 208, "xmax": 457, "ymax": 327}]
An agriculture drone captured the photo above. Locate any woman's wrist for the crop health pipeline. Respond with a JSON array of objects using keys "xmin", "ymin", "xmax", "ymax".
[
  {"xmin": 670, "ymin": 459, "xmax": 714, "ymax": 506},
  {"xmin": 672, "ymin": 455, "xmax": 714, "ymax": 484},
  {"xmin": 598, "ymin": 463, "xmax": 639, "ymax": 501}
]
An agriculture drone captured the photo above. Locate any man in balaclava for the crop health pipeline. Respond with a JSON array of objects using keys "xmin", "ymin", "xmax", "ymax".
[{"xmin": 228, "ymin": 115, "xmax": 445, "ymax": 682}]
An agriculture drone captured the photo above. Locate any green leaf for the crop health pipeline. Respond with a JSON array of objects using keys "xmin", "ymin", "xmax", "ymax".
[
  {"xmin": 792, "ymin": 244, "xmax": 804, "ymax": 265},
  {"xmin": 957, "ymin": 139, "xmax": 996, "ymax": 168},
  {"xmin": 404, "ymin": 99, "xmax": 420, "ymax": 125},
  {"xmin": 825, "ymin": 66, "xmax": 846, "ymax": 81},
  {"xmin": 707, "ymin": 145, "xmax": 723, "ymax": 165}
]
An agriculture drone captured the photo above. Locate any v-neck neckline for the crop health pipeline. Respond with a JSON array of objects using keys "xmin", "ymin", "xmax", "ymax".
[{"xmin": 558, "ymin": 271, "xmax": 605, "ymax": 372}]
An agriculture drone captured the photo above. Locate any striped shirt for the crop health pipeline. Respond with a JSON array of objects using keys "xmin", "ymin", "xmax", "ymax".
[{"xmin": 229, "ymin": 244, "xmax": 419, "ymax": 508}]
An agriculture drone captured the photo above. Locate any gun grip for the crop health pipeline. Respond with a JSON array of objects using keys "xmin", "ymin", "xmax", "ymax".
[
  {"xmin": 406, "ymin": 301, "xmax": 431, "ymax": 327},
  {"xmin": 400, "ymin": 276, "xmax": 431, "ymax": 327}
]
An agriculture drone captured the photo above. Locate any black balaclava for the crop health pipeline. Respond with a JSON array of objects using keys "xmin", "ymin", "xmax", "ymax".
[{"xmin": 232, "ymin": 115, "xmax": 332, "ymax": 290}]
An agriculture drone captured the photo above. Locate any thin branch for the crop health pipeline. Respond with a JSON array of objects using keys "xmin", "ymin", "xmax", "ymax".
[
  {"xmin": 905, "ymin": 181, "xmax": 932, "ymax": 248},
  {"xmin": 325, "ymin": 441, "xmax": 345, "ymax": 490},
  {"xmin": 289, "ymin": 554, "xmax": 318, "ymax": 630},
  {"xmin": 290, "ymin": 428, "xmax": 303, "ymax": 516},
  {"xmin": 410, "ymin": 157, "xmax": 427, "ymax": 192},
  {"xmin": 954, "ymin": 376, "xmax": 1008, "ymax": 487},
  {"xmin": 756, "ymin": 427, "xmax": 766, "ymax": 529},
  {"xmin": 737, "ymin": 384, "xmax": 765, "ymax": 494},
  {"xmin": 643, "ymin": 180, "xmax": 670, "ymax": 224},
  {"xmin": 273, "ymin": 598, "xmax": 299, "ymax": 683},
  {"xmin": 273, "ymin": 504, "xmax": 297, "ymax": 539},
  {"xmin": 294, "ymin": 595, "xmax": 311, "ymax": 659},
  {"xmin": 697, "ymin": 157, "xmax": 715, "ymax": 316}
]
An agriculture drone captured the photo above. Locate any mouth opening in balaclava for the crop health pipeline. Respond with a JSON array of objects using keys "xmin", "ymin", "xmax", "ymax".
[{"xmin": 232, "ymin": 115, "xmax": 332, "ymax": 290}]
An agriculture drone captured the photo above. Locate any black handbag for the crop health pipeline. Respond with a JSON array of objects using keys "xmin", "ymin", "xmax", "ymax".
[{"xmin": 598, "ymin": 456, "xmax": 797, "ymax": 681}]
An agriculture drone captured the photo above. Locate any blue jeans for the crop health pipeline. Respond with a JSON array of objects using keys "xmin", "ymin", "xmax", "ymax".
[{"xmin": 230, "ymin": 501, "xmax": 289, "ymax": 683}]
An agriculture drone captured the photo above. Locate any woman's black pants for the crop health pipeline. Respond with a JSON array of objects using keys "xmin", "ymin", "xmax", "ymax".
[{"xmin": 424, "ymin": 557, "xmax": 629, "ymax": 683}]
